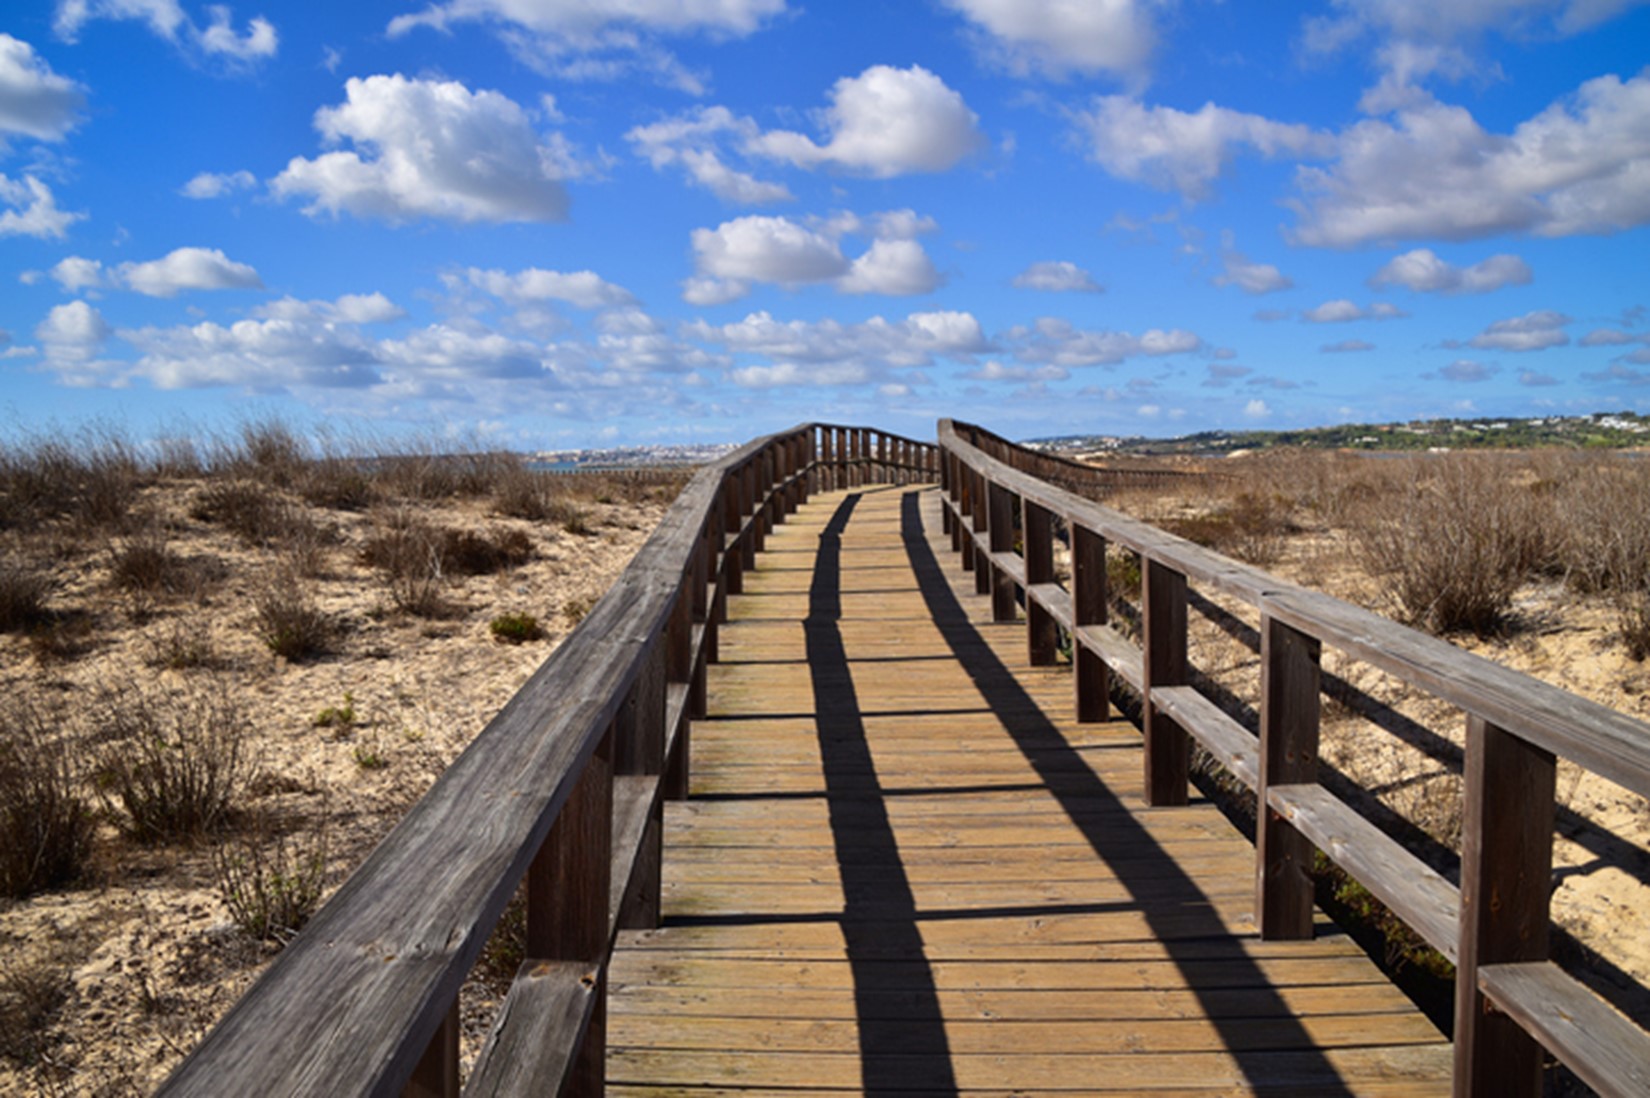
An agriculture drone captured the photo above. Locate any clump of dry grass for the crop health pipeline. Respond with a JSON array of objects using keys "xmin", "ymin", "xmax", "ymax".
[
  {"xmin": 0, "ymin": 556, "xmax": 55, "ymax": 633},
  {"xmin": 92, "ymin": 684, "xmax": 259, "ymax": 842},
  {"xmin": 253, "ymin": 576, "xmax": 337, "ymax": 660},
  {"xmin": 212, "ymin": 809, "xmax": 329, "ymax": 943},
  {"xmin": 0, "ymin": 701, "xmax": 95, "ymax": 899},
  {"xmin": 360, "ymin": 509, "xmax": 449, "ymax": 617}
]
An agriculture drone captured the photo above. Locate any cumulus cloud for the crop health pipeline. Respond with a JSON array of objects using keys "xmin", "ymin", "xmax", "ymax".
[
  {"xmin": 387, "ymin": 0, "xmax": 784, "ymax": 93},
  {"xmin": 1322, "ymin": 339, "xmax": 1376, "ymax": 352},
  {"xmin": 37, "ymin": 299, "xmax": 110, "ymax": 348},
  {"xmin": 1013, "ymin": 260, "xmax": 1102, "ymax": 293},
  {"xmin": 1461, "ymin": 309, "xmax": 1572, "ymax": 351},
  {"xmin": 181, "ymin": 169, "xmax": 256, "ymax": 199},
  {"xmin": 461, "ymin": 267, "xmax": 637, "ymax": 309},
  {"xmin": 271, "ymin": 75, "xmax": 576, "ymax": 224},
  {"xmin": 1302, "ymin": 299, "xmax": 1407, "ymax": 322},
  {"xmin": 1215, "ymin": 251, "xmax": 1292, "ymax": 294},
  {"xmin": 1370, "ymin": 248, "xmax": 1533, "ymax": 293},
  {"xmin": 1519, "ymin": 368, "xmax": 1560, "ymax": 385},
  {"xmin": 940, "ymin": 0, "xmax": 1159, "ymax": 81},
  {"xmin": 1003, "ymin": 316, "xmax": 1202, "ymax": 368},
  {"xmin": 0, "ymin": 173, "xmax": 83, "ymax": 239},
  {"xmin": 751, "ymin": 65, "xmax": 985, "ymax": 178},
  {"xmin": 685, "ymin": 308, "xmax": 988, "ymax": 389},
  {"xmin": 1291, "ymin": 72, "xmax": 1650, "ymax": 246},
  {"xmin": 966, "ymin": 360, "xmax": 1070, "ymax": 382},
  {"xmin": 0, "ymin": 34, "xmax": 84, "ymax": 143},
  {"xmin": 45, "ymin": 247, "xmax": 263, "ymax": 296},
  {"xmin": 1074, "ymin": 96, "xmax": 1332, "ymax": 201},
  {"xmin": 1434, "ymin": 359, "xmax": 1499, "ymax": 381},
  {"xmin": 1244, "ymin": 398, "xmax": 1271, "ymax": 419},
  {"xmin": 626, "ymin": 106, "xmax": 792, "ymax": 204},
  {"xmin": 686, "ymin": 212, "xmax": 943, "ymax": 300},
  {"xmin": 54, "ymin": 1, "xmax": 277, "ymax": 62}
]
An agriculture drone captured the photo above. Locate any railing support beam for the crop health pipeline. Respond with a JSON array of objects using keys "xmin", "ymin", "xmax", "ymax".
[
  {"xmin": 1258, "ymin": 616, "xmax": 1321, "ymax": 939},
  {"xmin": 1142, "ymin": 559, "xmax": 1189, "ymax": 806}
]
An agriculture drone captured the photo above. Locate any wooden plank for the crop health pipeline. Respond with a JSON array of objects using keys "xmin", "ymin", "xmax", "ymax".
[
  {"xmin": 1144, "ymin": 558, "xmax": 1190, "ymax": 806},
  {"xmin": 1258, "ymin": 617, "xmax": 1321, "ymax": 940},
  {"xmin": 1077, "ymin": 623, "xmax": 1144, "ymax": 692},
  {"xmin": 1266, "ymin": 783, "xmax": 1460, "ymax": 963},
  {"xmin": 463, "ymin": 961, "xmax": 599, "ymax": 1097},
  {"xmin": 1150, "ymin": 685, "xmax": 1259, "ymax": 791},
  {"xmin": 1478, "ymin": 961, "xmax": 1650, "ymax": 1098}
]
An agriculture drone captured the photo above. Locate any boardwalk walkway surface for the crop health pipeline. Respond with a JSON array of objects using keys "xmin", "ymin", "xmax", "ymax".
[{"xmin": 606, "ymin": 484, "xmax": 1451, "ymax": 1095}]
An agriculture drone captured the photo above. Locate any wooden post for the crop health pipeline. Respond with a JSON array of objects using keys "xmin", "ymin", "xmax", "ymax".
[
  {"xmin": 721, "ymin": 476, "xmax": 743, "ymax": 597},
  {"xmin": 987, "ymin": 480, "xmax": 1017, "ymax": 623},
  {"xmin": 1142, "ymin": 559, "xmax": 1189, "ymax": 806},
  {"xmin": 1024, "ymin": 500, "xmax": 1057, "ymax": 665},
  {"xmin": 1257, "ymin": 616, "xmax": 1320, "ymax": 939},
  {"xmin": 527, "ymin": 727, "xmax": 613, "ymax": 1097},
  {"xmin": 1454, "ymin": 716, "xmax": 1555, "ymax": 1098},
  {"xmin": 744, "ymin": 463, "xmax": 762, "ymax": 560},
  {"xmin": 1072, "ymin": 524, "xmax": 1110, "ymax": 722},
  {"xmin": 878, "ymin": 433, "xmax": 889, "ymax": 483},
  {"xmin": 971, "ymin": 470, "xmax": 991, "ymax": 596},
  {"xmin": 616, "ymin": 643, "xmax": 665, "ymax": 929},
  {"xmin": 403, "ymin": 1003, "xmax": 459, "ymax": 1098},
  {"xmin": 820, "ymin": 427, "xmax": 834, "ymax": 493}
]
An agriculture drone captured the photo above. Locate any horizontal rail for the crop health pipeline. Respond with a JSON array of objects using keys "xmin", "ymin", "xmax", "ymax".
[
  {"xmin": 938, "ymin": 416, "xmax": 1650, "ymax": 1098},
  {"xmin": 159, "ymin": 424, "xmax": 938, "ymax": 1097}
]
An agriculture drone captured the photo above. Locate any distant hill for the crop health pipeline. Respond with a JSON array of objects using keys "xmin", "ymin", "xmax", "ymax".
[{"xmin": 1027, "ymin": 412, "xmax": 1650, "ymax": 457}]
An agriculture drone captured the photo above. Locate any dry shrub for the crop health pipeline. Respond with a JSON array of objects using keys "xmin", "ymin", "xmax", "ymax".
[
  {"xmin": 492, "ymin": 465, "xmax": 557, "ymax": 520},
  {"xmin": 212, "ymin": 809, "xmax": 328, "ymax": 943},
  {"xmin": 191, "ymin": 480, "xmax": 286, "ymax": 543},
  {"xmin": 145, "ymin": 617, "xmax": 221, "ymax": 670},
  {"xmin": 0, "ymin": 701, "xmax": 95, "ymax": 898},
  {"xmin": 93, "ymin": 684, "xmax": 258, "ymax": 842},
  {"xmin": 1351, "ymin": 455, "xmax": 1547, "ymax": 636},
  {"xmin": 0, "ymin": 429, "xmax": 142, "ymax": 532},
  {"xmin": 229, "ymin": 420, "xmax": 308, "ymax": 488},
  {"xmin": 254, "ymin": 576, "xmax": 336, "ymax": 660},
  {"xmin": 360, "ymin": 510, "xmax": 448, "ymax": 616},
  {"xmin": 439, "ymin": 526, "xmax": 533, "ymax": 574},
  {"xmin": 1162, "ymin": 490, "xmax": 1293, "ymax": 566},
  {"xmin": 0, "ymin": 954, "xmax": 72, "ymax": 1066},
  {"xmin": 300, "ymin": 458, "xmax": 377, "ymax": 512},
  {"xmin": 0, "ymin": 557, "xmax": 55, "ymax": 632}
]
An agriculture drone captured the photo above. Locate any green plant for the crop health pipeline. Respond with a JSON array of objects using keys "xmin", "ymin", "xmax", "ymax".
[
  {"xmin": 0, "ymin": 701, "xmax": 95, "ymax": 899},
  {"xmin": 313, "ymin": 692, "xmax": 357, "ymax": 730},
  {"xmin": 93, "ymin": 686, "xmax": 258, "ymax": 842},
  {"xmin": 254, "ymin": 578, "xmax": 336, "ymax": 661},
  {"xmin": 561, "ymin": 595, "xmax": 594, "ymax": 626},
  {"xmin": 145, "ymin": 617, "xmax": 219, "ymax": 670},
  {"xmin": 352, "ymin": 742, "xmax": 387, "ymax": 769},
  {"xmin": 212, "ymin": 811, "xmax": 328, "ymax": 943},
  {"xmin": 490, "ymin": 612, "xmax": 543, "ymax": 644}
]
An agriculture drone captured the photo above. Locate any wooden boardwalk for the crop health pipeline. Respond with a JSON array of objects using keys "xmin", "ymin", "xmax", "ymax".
[{"xmin": 607, "ymin": 484, "xmax": 1451, "ymax": 1095}]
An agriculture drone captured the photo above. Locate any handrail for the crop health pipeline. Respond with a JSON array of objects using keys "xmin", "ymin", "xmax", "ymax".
[
  {"xmin": 158, "ymin": 423, "xmax": 938, "ymax": 1097},
  {"xmin": 938, "ymin": 417, "xmax": 1650, "ymax": 1098}
]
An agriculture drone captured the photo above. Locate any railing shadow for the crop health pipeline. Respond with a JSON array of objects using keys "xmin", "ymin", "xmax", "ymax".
[
  {"xmin": 899, "ymin": 488, "xmax": 1356, "ymax": 1094},
  {"xmin": 807, "ymin": 492, "xmax": 959, "ymax": 1094}
]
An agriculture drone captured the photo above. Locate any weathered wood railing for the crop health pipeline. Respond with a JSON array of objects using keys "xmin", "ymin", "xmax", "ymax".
[
  {"xmin": 157, "ymin": 423, "xmax": 937, "ymax": 1098},
  {"xmin": 950, "ymin": 419, "xmax": 1210, "ymax": 497},
  {"xmin": 938, "ymin": 418, "xmax": 1650, "ymax": 1098}
]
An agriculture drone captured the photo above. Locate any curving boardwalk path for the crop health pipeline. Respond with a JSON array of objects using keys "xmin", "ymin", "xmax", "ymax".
[{"xmin": 606, "ymin": 484, "xmax": 1451, "ymax": 1095}]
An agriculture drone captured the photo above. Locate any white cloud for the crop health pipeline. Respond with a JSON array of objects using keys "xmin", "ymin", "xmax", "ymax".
[
  {"xmin": 119, "ymin": 246, "xmax": 262, "ymax": 296},
  {"xmin": 54, "ymin": 1, "xmax": 277, "ymax": 62},
  {"xmin": 1013, "ymin": 260, "xmax": 1102, "ymax": 293},
  {"xmin": 462, "ymin": 267, "xmax": 637, "ymax": 309},
  {"xmin": 1302, "ymin": 299, "xmax": 1407, "ymax": 322},
  {"xmin": 1074, "ymin": 96, "xmax": 1332, "ymax": 201},
  {"xmin": 1004, "ymin": 316, "xmax": 1202, "ymax": 367},
  {"xmin": 0, "ymin": 34, "xmax": 84, "ymax": 143},
  {"xmin": 687, "ymin": 213, "xmax": 943, "ymax": 299},
  {"xmin": 1322, "ymin": 339, "xmax": 1376, "ymax": 352},
  {"xmin": 271, "ymin": 74, "xmax": 574, "ymax": 224},
  {"xmin": 0, "ymin": 173, "xmax": 83, "ymax": 239},
  {"xmin": 330, "ymin": 292, "xmax": 405, "ymax": 324},
  {"xmin": 1291, "ymin": 71, "xmax": 1650, "ymax": 246},
  {"xmin": 49, "ymin": 256, "xmax": 106, "ymax": 293},
  {"xmin": 1463, "ymin": 309, "xmax": 1571, "ymax": 351},
  {"xmin": 1215, "ymin": 252, "xmax": 1292, "ymax": 294},
  {"xmin": 686, "ymin": 308, "xmax": 988, "ymax": 386},
  {"xmin": 837, "ymin": 239, "xmax": 941, "ymax": 296},
  {"xmin": 1436, "ymin": 358, "xmax": 1498, "ymax": 381},
  {"xmin": 626, "ymin": 106, "xmax": 792, "ymax": 204},
  {"xmin": 1244, "ymin": 398, "xmax": 1271, "ymax": 419},
  {"xmin": 940, "ymin": 0, "xmax": 1159, "ymax": 81},
  {"xmin": 729, "ymin": 361, "xmax": 871, "ymax": 388},
  {"xmin": 1370, "ymin": 248, "xmax": 1533, "ymax": 293},
  {"xmin": 966, "ymin": 360, "xmax": 1070, "ymax": 382},
  {"xmin": 387, "ymin": 0, "xmax": 785, "ymax": 93},
  {"xmin": 1580, "ymin": 327, "xmax": 1643, "ymax": 346},
  {"xmin": 752, "ymin": 65, "xmax": 985, "ymax": 178},
  {"xmin": 37, "ymin": 299, "xmax": 110, "ymax": 348},
  {"xmin": 181, "ymin": 169, "xmax": 256, "ymax": 199},
  {"xmin": 47, "ymin": 247, "xmax": 264, "ymax": 296}
]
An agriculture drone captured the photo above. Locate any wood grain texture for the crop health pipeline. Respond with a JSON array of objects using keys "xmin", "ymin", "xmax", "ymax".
[
  {"xmin": 1477, "ymin": 962, "xmax": 1650, "ymax": 1098},
  {"xmin": 607, "ymin": 484, "xmax": 1448, "ymax": 1096}
]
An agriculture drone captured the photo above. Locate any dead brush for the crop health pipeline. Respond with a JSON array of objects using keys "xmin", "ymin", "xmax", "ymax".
[
  {"xmin": 359, "ymin": 509, "xmax": 449, "ymax": 616},
  {"xmin": 0, "ymin": 699, "xmax": 96, "ymax": 898},
  {"xmin": 253, "ymin": 574, "xmax": 337, "ymax": 660},
  {"xmin": 1350, "ymin": 454, "xmax": 1548, "ymax": 637},
  {"xmin": 0, "ymin": 555, "xmax": 55, "ymax": 633},
  {"xmin": 212, "ymin": 807, "xmax": 329, "ymax": 944},
  {"xmin": 92, "ymin": 683, "xmax": 259, "ymax": 842},
  {"xmin": 1553, "ymin": 458, "xmax": 1650, "ymax": 659}
]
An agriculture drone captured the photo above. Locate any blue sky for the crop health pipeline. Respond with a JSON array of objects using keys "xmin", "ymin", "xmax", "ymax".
[{"xmin": 1, "ymin": 0, "xmax": 1647, "ymax": 449}]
